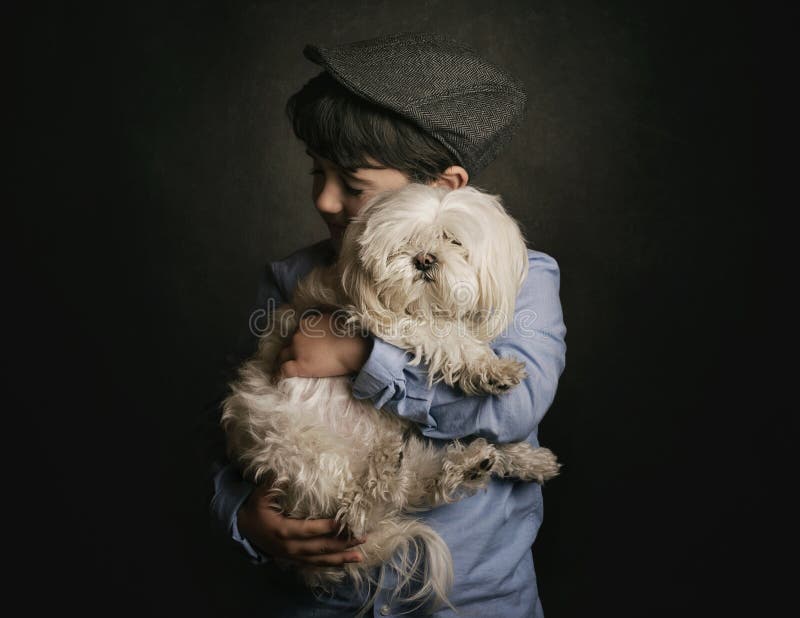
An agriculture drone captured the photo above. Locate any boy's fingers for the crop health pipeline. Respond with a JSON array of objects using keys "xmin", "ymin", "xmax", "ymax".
[
  {"xmin": 278, "ymin": 345, "xmax": 295, "ymax": 364},
  {"xmin": 279, "ymin": 360, "xmax": 302, "ymax": 378},
  {"xmin": 293, "ymin": 535, "xmax": 366, "ymax": 556},
  {"xmin": 299, "ymin": 550, "xmax": 364, "ymax": 566},
  {"xmin": 287, "ymin": 517, "xmax": 339, "ymax": 538}
]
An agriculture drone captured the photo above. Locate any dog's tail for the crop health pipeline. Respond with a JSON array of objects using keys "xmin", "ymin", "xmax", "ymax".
[{"xmin": 349, "ymin": 518, "xmax": 456, "ymax": 617}]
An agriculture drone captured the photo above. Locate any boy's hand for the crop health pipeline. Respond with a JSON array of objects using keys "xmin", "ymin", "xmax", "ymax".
[
  {"xmin": 237, "ymin": 483, "xmax": 366, "ymax": 566},
  {"xmin": 278, "ymin": 312, "xmax": 373, "ymax": 378}
]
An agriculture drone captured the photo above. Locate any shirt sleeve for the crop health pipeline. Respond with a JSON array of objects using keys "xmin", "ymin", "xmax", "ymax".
[
  {"xmin": 207, "ymin": 261, "xmax": 287, "ymax": 565},
  {"xmin": 210, "ymin": 462, "xmax": 271, "ymax": 564},
  {"xmin": 350, "ymin": 251, "xmax": 567, "ymax": 444}
]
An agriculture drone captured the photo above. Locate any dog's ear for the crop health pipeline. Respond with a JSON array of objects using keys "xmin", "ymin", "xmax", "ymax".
[
  {"xmin": 451, "ymin": 188, "xmax": 529, "ymax": 340},
  {"xmin": 336, "ymin": 214, "xmax": 398, "ymax": 330}
]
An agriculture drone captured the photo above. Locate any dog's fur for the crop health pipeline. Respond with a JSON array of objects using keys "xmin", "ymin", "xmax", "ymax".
[{"xmin": 221, "ymin": 184, "xmax": 561, "ymax": 615}]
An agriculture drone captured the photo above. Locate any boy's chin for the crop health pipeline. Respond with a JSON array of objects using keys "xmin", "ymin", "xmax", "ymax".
[{"xmin": 327, "ymin": 223, "xmax": 346, "ymax": 253}]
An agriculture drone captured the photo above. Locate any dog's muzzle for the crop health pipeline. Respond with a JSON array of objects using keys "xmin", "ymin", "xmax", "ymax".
[{"xmin": 414, "ymin": 252, "xmax": 437, "ymax": 272}]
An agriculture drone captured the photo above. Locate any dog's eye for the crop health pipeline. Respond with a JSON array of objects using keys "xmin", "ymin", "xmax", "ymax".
[{"xmin": 450, "ymin": 239, "xmax": 462, "ymax": 246}]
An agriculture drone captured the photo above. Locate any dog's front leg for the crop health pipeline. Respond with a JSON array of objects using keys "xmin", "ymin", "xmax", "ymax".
[
  {"xmin": 412, "ymin": 328, "xmax": 526, "ymax": 397},
  {"xmin": 457, "ymin": 345, "xmax": 528, "ymax": 396}
]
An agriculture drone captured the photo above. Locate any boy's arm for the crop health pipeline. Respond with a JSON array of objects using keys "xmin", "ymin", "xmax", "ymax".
[
  {"xmin": 207, "ymin": 261, "xmax": 287, "ymax": 564},
  {"xmin": 350, "ymin": 252, "xmax": 567, "ymax": 444},
  {"xmin": 209, "ymin": 253, "xmax": 367, "ymax": 568}
]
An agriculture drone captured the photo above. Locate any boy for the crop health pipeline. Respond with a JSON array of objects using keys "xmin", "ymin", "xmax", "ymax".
[{"xmin": 209, "ymin": 32, "xmax": 567, "ymax": 617}]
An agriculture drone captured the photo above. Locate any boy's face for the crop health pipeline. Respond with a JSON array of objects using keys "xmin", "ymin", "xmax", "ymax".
[{"xmin": 305, "ymin": 147, "xmax": 417, "ymax": 248}]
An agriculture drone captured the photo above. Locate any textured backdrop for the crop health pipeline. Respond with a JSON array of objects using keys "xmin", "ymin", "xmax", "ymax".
[{"xmin": 11, "ymin": 1, "xmax": 766, "ymax": 616}]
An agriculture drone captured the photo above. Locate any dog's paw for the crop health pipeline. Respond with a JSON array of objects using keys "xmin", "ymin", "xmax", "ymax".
[
  {"xmin": 525, "ymin": 447, "xmax": 562, "ymax": 483},
  {"xmin": 446, "ymin": 438, "xmax": 497, "ymax": 486},
  {"xmin": 463, "ymin": 357, "xmax": 527, "ymax": 395},
  {"xmin": 495, "ymin": 443, "xmax": 562, "ymax": 483},
  {"xmin": 466, "ymin": 455, "xmax": 496, "ymax": 481}
]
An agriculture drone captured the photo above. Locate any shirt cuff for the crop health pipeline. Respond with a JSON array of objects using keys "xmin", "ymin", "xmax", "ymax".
[
  {"xmin": 351, "ymin": 335, "xmax": 411, "ymax": 401},
  {"xmin": 232, "ymin": 514, "xmax": 271, "ymax": 565},
  {"xmin": 350, "ymin": 335, "xmax": 438, "ymax": 429},
  {"xmin": 211, "ymin": 463, "xmax": 270, "ymax": 565}
]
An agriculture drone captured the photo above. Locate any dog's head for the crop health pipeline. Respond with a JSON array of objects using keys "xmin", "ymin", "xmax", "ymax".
[{"xmin": 338, "ymin": 183, "xmax": 529, "ymax": 340}]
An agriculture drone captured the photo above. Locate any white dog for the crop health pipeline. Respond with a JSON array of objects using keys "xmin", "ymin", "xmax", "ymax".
[{"xmin": 221, "ymin": 183, "xmax": 561, "ymax": 615}]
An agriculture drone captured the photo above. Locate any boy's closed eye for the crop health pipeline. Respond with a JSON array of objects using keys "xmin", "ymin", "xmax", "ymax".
[{"xmin": 308, "ymin": 167, "xmax": 364, "ymax": 196}]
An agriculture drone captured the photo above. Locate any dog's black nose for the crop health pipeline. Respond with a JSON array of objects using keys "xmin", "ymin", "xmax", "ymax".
[{"xmin": 414, "ymin": 252, "xmax": 437, "ymax": 271}]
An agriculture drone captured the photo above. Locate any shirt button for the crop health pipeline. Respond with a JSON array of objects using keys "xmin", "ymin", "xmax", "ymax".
[{"xmin": 379, "ymin": 605, "xmax": 391, "ymax": 616}]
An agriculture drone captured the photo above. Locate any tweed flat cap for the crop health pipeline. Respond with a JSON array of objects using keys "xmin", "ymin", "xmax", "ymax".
[{"xmin": 302, "ymin": 31, "xmax": 527, "ymax": 179}]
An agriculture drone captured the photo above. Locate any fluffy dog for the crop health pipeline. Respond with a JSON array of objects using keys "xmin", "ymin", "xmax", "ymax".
[{"xmin": 221, "ymin": 183, "xmax": 561, "ymax": 615}]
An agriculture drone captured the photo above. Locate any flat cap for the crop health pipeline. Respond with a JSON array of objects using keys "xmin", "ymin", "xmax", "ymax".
[{"xmin": 302, "ymin": 31, "xmax": 527, "ymax": 180}]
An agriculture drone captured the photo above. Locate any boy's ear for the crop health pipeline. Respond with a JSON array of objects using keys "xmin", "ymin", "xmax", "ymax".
[{"xmin": 430, "ymin": 165, "xmax": 469, "ymax": 190}]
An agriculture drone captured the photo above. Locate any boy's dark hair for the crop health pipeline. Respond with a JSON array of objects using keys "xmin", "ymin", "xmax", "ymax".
[{"xmin": 285, "ymin": 71, "xmax": 460, "ymax": 185}]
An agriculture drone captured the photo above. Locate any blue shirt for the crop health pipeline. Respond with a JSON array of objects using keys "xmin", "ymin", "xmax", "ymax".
[{"xmin": 210, "ymin": 237, "xmax": 567, "ymax": 617}]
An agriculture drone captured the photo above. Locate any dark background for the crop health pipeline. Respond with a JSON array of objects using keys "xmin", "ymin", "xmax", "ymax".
[{"xmin": 11, "ymin": 1, "xmax": 769, "ymax": 616}]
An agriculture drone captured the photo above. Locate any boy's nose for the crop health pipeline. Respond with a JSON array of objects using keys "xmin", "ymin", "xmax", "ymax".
[{"xmin": 314, "ymin": 183, "xmax": 345, "ymax": 214}]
